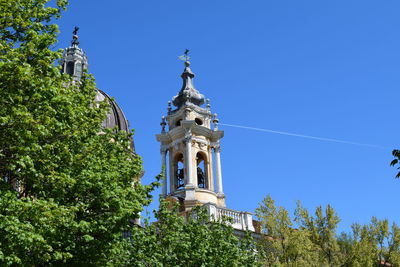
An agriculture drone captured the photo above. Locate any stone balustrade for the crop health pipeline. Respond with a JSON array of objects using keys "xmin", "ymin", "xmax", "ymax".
[{"xmin": 204, "ymin": 203, "xmax": 255, "ymax": 232}]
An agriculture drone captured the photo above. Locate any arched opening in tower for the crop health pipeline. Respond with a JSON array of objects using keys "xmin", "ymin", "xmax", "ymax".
[
  {"xmin": 66, "ymin": 61, "xmax": 74, "ymax": 76},
  {"xmin": 174, "ymin": 153, "xmax": 185, "ymax": 189},
  {"xmin": 196, "ymin": 152, "xmax": 208, "ymax": 189}
]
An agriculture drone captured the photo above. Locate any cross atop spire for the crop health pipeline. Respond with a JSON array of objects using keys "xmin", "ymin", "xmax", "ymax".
[{"xmin": 71, "ymin": 26, "xmax": 80, "ymax": 47}]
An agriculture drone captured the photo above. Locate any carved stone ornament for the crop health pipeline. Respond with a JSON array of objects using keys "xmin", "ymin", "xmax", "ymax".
[
  {"xmin": 213, "ymin": 143, "xmax": 221, "ymax": 152},
  {"xmin": 198, "ymin": 142, "xmax": 206, "ymax": 149},
  {"xmin": 184, "ymin": 130, "xmax": 192, "ymax": 143},
  {"xmin": 193, "ymin": 136, "xmax": 209, "ymax": 146}
]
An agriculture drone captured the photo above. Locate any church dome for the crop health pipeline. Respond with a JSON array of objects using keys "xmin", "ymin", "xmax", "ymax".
[
  {"xmin": 95, "ymin": 89, "xmax": 130, "ymax": 132},
  {"xmin": 61, "ymin": 27, "xmax": 134, "ymax": 150}
]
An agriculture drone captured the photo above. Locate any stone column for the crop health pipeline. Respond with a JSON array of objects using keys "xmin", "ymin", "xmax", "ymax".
[
  {"xmin": 185, "ymin": 137, "xmax": 194, "ymax": 186},
  {"xmin": 214, "ymin": 145, "xmax": 223, "ymax": 194},
  {"xmin": 161, "ymin": 149, "xmax": 167, "ymax": 196}
]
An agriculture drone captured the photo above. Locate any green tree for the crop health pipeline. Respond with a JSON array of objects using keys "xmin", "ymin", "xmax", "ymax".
[
  {"xmin": 126, "ymin": 198, "xmax": 260, "ymax": 267},
  {"xmin": 256, "ymin": 195, "xmax": 400, "ymax": 266},
  {"xmin": 337, "ymin": 223, "xmax": 377, "ymax": 266},
  {"xmin": 338, "ymin": 218, "xmax": 400, "ymax": 267},
  {"xmin": 255, "ymin": 195, "xmax": 318, "ymax": 266},
  {"xmin": 0, "ymin": 0, "xmax": 153, "ymax": 265},
  {"xmin": 369, "ymin": 217, "xmax": 400, "ymax": 266},
  {"xmin": 295, "ymin": 202, "xmax": 343, "ymax": 265}
]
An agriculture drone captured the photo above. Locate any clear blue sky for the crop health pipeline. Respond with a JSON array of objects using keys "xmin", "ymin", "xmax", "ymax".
[{"xmin": 57, "ymin": 1, "xmax": 400, "ymax": 233}]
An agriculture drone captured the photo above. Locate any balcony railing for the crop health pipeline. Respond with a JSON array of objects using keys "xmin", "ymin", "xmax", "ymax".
[{"xmin": 204, "ymin": 203, "xmax": 255, "ymax": 232}]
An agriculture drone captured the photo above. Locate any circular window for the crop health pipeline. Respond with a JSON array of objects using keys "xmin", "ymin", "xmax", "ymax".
[{"xmin": 195, "ymin": 118, "xmax": 203, "ymax": 125}]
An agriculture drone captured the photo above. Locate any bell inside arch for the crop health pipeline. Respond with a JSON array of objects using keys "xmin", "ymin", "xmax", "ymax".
[
  {"xmin": 196, "ymin": 153, "xmax": 208, "ymax": 189},
  {"xmin": 174, "ymin": 154, "xmax": 185, "ymax": 189}
]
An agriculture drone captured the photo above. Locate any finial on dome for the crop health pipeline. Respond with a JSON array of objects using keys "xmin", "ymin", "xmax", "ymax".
[
  {"xmin": 167, "ymin": 101, "xmax": 172, "ymax": 114},
  {"xmin": 71, "ymin": 26, "xmax": 80, "ymax": 47},
  {"xmin": 160, "ymin": 116, "xmax": 166, "ymax": 133},
  {"xmin": 213, "ymin": 113, "xmax": 219, "ymax": 131}
]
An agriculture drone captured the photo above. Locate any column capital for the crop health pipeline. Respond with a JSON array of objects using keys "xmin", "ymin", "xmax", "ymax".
[
  {"xmin": 160, "ymin": 146, "xmax": 168, "ymax": 154},
  {"xmin": 184, "ymin": 132, "xmax": 192, "ymax": 144},
  {"xmin": 213, "ymin": 144, "xmax": 221, "ymax": 152}
]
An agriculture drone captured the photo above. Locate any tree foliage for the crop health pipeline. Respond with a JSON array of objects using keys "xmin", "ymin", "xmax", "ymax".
[
  {"xmin": 391, "ymin": 149, "xmax": 400, "ymax": 178},
  {"xmin": 256, "ymin": 195, "xmax": 400, "ymax": 266},
  {"xmin": 255, "ymin": 196, "xmax": 319, "ymax": 266},
  {"xmin": 255, "ymin": 196, "xmax": 317, "ymax": 266},
  {"xmin": 295, "ymin": 202, "xmax": 342, "ymax": 265},
  {"xmin": 126, "ymin": 198, "xmax": 260, "ymax": 267},
  {"xmin": 0, "ymin": 0, "xmax": 153, "ymax": 265}
]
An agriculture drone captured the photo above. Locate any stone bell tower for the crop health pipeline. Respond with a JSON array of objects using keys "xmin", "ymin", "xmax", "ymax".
[{"xmin": 156, "ymin": 56, "xmax": 225, "ymax": 211}]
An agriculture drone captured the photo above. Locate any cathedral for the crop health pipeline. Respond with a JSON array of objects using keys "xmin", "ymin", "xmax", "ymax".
[{"xmin": 62, "ymin": 29, "xmax": 257, "ymax": 233}]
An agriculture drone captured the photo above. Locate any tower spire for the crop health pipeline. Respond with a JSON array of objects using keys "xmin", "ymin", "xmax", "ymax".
[
  {"xmin": 71, "ymin": 26, "xmax": 80, "ymax": 47},
  {"xmin": 172, "ymin": 50, "xmax": 205, "ymax": 108}
]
